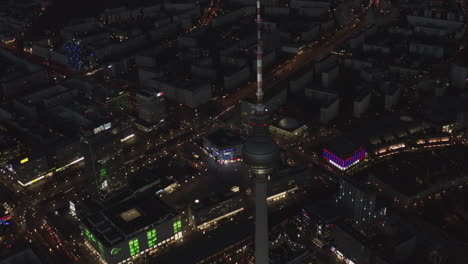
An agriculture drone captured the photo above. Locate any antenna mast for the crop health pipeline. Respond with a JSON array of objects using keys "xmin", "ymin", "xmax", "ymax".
[{"xmin": 255, "ymin": 0, "xmax": 264, "ymax": 114}]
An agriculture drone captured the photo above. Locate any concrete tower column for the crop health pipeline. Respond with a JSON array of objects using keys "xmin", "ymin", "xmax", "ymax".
[{"xmin": 254, "ymin": 173, "xmax": 268, "ymax": 264}]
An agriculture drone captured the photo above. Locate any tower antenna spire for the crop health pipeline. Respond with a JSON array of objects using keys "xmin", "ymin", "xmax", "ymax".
[{"xmin": 255, "ymin": 0, "xmax": 264, "ymax": 114}]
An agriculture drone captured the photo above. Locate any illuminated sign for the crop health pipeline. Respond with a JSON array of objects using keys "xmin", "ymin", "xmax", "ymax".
[
  {"xmin": 111, "ymin": 248, "xmax": 122, "ymax": 255},
  {"xmin": 93, "ymin": 123, "xmax": 111, "ymax": 135},
  {"xmin": 120, "ymin": 134, "xmax": 135, "ymax": 142},
  {"xmin": 323, "ymin": 147, "xmax": 366, "ymax": 171},
  {"xmin": 17, "ymin": 175, "xmax": 45, "ymax": 187},
  {"xmin": 69, "ymin": 201, "xmax": 76, "ymax": 217},
  {"xmin": 0, "ymin": 215, "xmax": 11, "ymax": 222},
  {"xmin": 20, "ymin": 158, "xmax": 29, "ymax": 164}
]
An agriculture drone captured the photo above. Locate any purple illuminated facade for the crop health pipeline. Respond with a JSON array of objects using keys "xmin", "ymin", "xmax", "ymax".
[{"xmin": 323, "ymin": 147, "xmax": 366, "ymax": 170}]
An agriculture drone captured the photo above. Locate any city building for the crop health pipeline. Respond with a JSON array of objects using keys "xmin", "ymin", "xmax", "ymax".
[
  {"xmin": 332, "ymin": 221, "xmax": 375, "ymax": 264},
  {"xmin": 135, "ymin": 89, "xmax": 166, "ymax": 131},
  {"xmin": 154, "ymin": 218, "xmax": 255, "ymax": 264},
  {"xmin": 320, "ymin": 97, "xmax": 340, "ymax": 124},
  {"xmin": 450, "ymin": 62, "xmax": 468, "ymax": 90},
  {"xmin": 322, "ymin": 137, "xmax": 366, "ymax": 171},
  {"xmin": 6, "ymin": 155, "xmax": 51, "ymax": 187},
  {"xmin": 93, "ymin": 88, "xmax": 131, "ymax": 115},
  {"xmin": 367, "ymin": 146, "xmax": 468, "ymax": 207},
  {"xmin": 76, "ymin": 190, "xmax": 183, "ymax": 264},
  {"xmin": 293, "ymin": 200, "xmax": 341, "ymax": 248},
  {"xmin": 353, "ymin": 90, "xmax": 371, "ymax": 118},
  {"xmin": 203, "ymin": 127, "xmax": 244, "ymax": 164},
  {"xmin": 81, "ymin": 121, "xmax": 130, "ymax": 201},
  {"xmin": 0, "ymin": 48, "xmax": 49, "ymax": 99},
  {"xmin": 150, "ymin": 78, "xmax": 212, "ymax": 109},
  {"xmin": 337, "ymin": 177, "xmax": 387, "ymax": 228},
  {"xmin": 269, "ymin": 117, "xmax": 308, "ymax": 139},
  {"xmin": 0, "ymin": 247, "xmax": 44, "ymax": 264},
  {"xmin": 0, "ymin": 131, "xmax": 23, "ymax": 166},
  {"xmin": 269, "ymin": 231, "xmax": 315, "ymax": 264},
  {"xmin": 188, "ymin": 192, "xmax": 244, "ymax": 231}
]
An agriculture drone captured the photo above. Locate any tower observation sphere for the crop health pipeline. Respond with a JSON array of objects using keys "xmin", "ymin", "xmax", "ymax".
[{"xmin": 243, "ymin": 135, "xmax": 280, "ymax": 177}]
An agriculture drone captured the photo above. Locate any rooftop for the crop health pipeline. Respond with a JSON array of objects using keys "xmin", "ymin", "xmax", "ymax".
[
  {"xmin": 204, "ymin": 127, "xmax": 244, "ymax": 148},
  {"xmin": 274, "ymin": 117, "xmax": 303, "ymax": 131},
  {"xmin": 80, "ymin": 191, "xmax": 177, "ymax": 246},
  {"xmin": 151, "ymin": 217, "xmax": 255, "ymax": 264},
  {"xmin": 324, "ymin": 136, "xmax": 361, "ymax": 157},
  {"xmin": 368, "ymin": 145, "xmax": 468, "ymax": 196},
  {"xmin": 303, "ymin": 200, "xmax": 342, "ymax": 224}
]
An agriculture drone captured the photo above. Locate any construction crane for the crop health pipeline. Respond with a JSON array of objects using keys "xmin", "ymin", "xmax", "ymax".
[{"xmin": 200, "ymin": 0, "xmax": 221, "ymax": 26}]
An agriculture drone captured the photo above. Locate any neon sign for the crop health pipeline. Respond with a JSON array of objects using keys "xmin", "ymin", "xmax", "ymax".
[
  {"xmin": 323, "ymin": 147, "xmax": 366, "ymax": 171},
  {"xmin": 111, "ymin": 248, "xmax": 122, "ymax": 255}
]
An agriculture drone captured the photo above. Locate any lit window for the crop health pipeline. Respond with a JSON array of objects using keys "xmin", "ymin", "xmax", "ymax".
[
  {"xmin": 147, "ymin": 229, "xmax": 157, "ymax": 247},
  {"xmin": 129, "ymin": 238, "xmax": 140, "ymax": 256},
  {"xmin": 173, "ymin": 220, "xmax": 182, "ymax": 234},
  {"xmin": 84, "ymin": 228, "xmax": 97, "ymax": 243}
]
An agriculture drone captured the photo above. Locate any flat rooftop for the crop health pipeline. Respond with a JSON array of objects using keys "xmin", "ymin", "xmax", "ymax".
[
  {"xmin": 324, "ymin": 136, "xmax": 361, "ymax": 157},
  {"xmin": 368, "ymin": 146, "xmax": 468, "ymax": 196},
  {"xmin": 303, "ymin": 199, "xmax": 342, "ymax": 223},
  {"xmin": 151, "ymin": 217, "xmax": 255, "ymax": 264},
  {"xmin": 81, "ymin": 191, "xmax": 177, "ymax": 246},
  {"xmin": 204, "ymin": 127, "xmax": 244, "ymax": 148}
]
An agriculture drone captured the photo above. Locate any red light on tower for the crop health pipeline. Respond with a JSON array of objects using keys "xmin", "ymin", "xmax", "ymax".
[{"xmin": 262, "ymin": 123, "xmax": 267, "ymax": 127}]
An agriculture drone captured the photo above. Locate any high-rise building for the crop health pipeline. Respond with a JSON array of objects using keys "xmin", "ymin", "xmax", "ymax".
[
  {"xmin": 136, "ymin": 89, "xmax": 166, "ymax": 127},
  {"xmin": 81, "ymin": 121, "xmax": 129, "ymax": 201},
  {"xmin": 242, "ymin": 2, "xmax": 281, "ymax": 263},
  {"xmin": 336, "ymin": 177, "xmax": 386, "ymax": 228}
]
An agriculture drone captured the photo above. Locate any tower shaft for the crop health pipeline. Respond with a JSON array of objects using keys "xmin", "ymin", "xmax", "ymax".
[{"xmin": 254, "ymin": 174, "xmax": 269, "ymax": 264}]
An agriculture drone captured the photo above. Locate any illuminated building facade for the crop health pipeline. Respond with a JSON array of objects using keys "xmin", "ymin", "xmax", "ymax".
[
  {"xmin": 323, "ymin": 137, "xmax": 366, "ymax": 171},
  {"xmin": 7, "ymin": 155, "xmax": 51, "ymax": 187},
  {"xmin": 203, "ymin": 127, "xmax": 244, "ymax": 164},
  {"xmin": 0, "ymin": 204, "xmax": 11, "ymax": 236},
  {"xmin": 98, "ymin": 91, "xmax": 131, "ymax": 114},
  {"xmin": 337, "ymin": 177, "xmax": 386, "ymax": 228},
  {"xmin": 76, "ymin": 191, "xmax": 183, "ymax": 264},
  {"xmin": 64, "ymin": 40, "xmax": 96, "ymax": 72},
  {"xmin": 188, "ymin": 193, "xmax": 244, "ymax": 231},
  {"xmin": 323, "ymin": 147, "xmax": 366, "ymax": 170},
  {"xmin": 81, "ymin": 121, "xmax": 130, "ymax": 201}
]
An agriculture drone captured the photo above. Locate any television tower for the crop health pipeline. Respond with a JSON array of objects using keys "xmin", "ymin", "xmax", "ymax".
[{"xmin": 242, "ymin": 1, "xmax": 280, "ymax": 263}]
